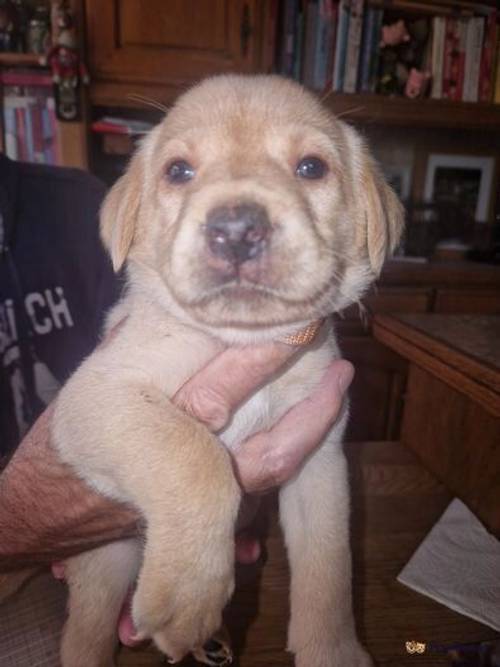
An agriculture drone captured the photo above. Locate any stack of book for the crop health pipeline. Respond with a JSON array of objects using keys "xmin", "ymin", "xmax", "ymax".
[
  {"xmin": 1, "ymin": 69, "xmax": 59, "ymax": 164},
  {"xmin": 275, "ymin": 0, "xmax": 499, "ymax": 103}
]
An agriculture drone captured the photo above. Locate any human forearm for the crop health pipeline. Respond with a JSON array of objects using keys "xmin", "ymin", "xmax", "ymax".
[{"xmin": 0, "ymin": 408, "xmax": 139, "ymax": 570}]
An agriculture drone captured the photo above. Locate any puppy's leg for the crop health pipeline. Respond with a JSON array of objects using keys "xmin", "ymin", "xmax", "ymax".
[
  {"xmin": 53, "ymin": 381, "xmax": 241, "ymax": 663},
  {"xmin": 192, "ymin": 626, "xmax": 233, "ymax": 666},
  {"xmin": 280, "ymin": 430, "xmax": 372, "ymax": 667},
  {"xmin": 61, "ymin": 539, "xmax": 141, "ymax": 667}
]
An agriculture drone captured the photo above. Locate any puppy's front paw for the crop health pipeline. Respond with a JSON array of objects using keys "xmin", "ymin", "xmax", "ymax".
[
  {"xmin": 192, "ymin": 630, "xmax": 233, "ymax": 666},
  {"xmin": 132, "ymin": 551, "xmax": 235, "ymax": 663},
  {"xmin": 294, "ymin": 639, "xmax": 373, "ymax": 667}
]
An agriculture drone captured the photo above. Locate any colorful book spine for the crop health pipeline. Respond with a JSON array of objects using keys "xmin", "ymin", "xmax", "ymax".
[
  {"xmin": 24, "ymin": 102, "xmax": 35, "ymax": 163},
  {"xmin": 451, "ymin": 19, "xmax": 467, "ymax": 101},
  {"xmin": 495, "ymin": 37, "xmax": 500, "ymax": 104},
  {"xmin": 262, "ymin": 0, "xmax": 279, "ymax": 73},
  {"xmin": 463, "ymin": 17, "xmax": 485, "ymax": 102},
  {"xmin": 279, "ymin": 0, "xmax": 299, "ymax": 77},
  {"xmin": 358, "ymin": 7, "xmax": 382, "ymax": 93},
  {"xmin": 332, "ymin": 0, "xmax": 351, "ymax": 92},
  {"xmin": 343, "ymin": 0, "xmax": 364, "ymax": 93},
  {"xmin": 15, "ymin": 106, "xmax": 28, "ymax": 162},
  {"xmin": 442, "ymin": 18, "xmax": 457, "ymax": 99},
  {"xmin": 431, "ymin": 16, "xmax": 446, "ymax": 99},
  {"xmin": 293, "ymin": 4, "xmax": 305, "ymax": 81},
  {"xmin": 302, "ymin": 0, "xmax": 319, "ymax": 89},
  {"xmin": 312, "ymin": 0, "xmax": 335, "ymax": 91},
  {"xmin": 478, "ymin": 10, "xmax": 497, "ymax": 103},
  {"xmin": 3, "ymin": 106, "xmax": 18, "ymax": 161},
  {"xmin": 31, "ymin": 100, "xmax": 45, "ymax": 163},
  {"xmin": 343, "ymin": 0, "xmax": 364, "ymax": 92}
]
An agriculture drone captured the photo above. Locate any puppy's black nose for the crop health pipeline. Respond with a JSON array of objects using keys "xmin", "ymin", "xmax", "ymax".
[{"xmin": 205, "ymin": 203, "xmax": 270, "ymax": 264}]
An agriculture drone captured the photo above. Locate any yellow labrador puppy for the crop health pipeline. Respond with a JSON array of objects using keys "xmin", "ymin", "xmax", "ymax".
[{"xmin": 11, "ymin": 75, "xmax": 404, "ymax": 666}]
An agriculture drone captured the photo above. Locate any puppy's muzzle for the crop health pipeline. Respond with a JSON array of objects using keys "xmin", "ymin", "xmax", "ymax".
[{"xmin": 205, "ymin": 203, "xmax": 270, "ymax": 265}]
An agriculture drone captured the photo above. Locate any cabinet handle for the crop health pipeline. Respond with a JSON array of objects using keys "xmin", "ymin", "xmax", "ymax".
[{"xmin": 240, "ymin": 3, "xmax": 252, "ymax": 58}]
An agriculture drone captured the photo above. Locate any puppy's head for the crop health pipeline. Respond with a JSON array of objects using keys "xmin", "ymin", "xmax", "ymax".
[{"xmin": 101, "ymin": 75, "xmax": 403, "ymax": 342}]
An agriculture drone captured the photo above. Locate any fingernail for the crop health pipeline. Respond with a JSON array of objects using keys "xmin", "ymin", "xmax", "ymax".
[{"xmin": 337, "ymin": 363, "xmax": 354, "ymax": 393}]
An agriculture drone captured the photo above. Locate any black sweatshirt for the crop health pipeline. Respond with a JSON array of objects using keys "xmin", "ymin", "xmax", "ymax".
[{"xmin": 0, "ymin": 155, "xmax": 120, "ymax": 456}]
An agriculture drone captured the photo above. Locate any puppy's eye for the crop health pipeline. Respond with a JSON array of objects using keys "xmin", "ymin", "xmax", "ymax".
[
  {"xmin": 166, "ymin": 159, "xmax": 195, "ymax": 184},
  {"xmin": 296, "ymin": 156, "xmax": 328, "ymax": 180}
]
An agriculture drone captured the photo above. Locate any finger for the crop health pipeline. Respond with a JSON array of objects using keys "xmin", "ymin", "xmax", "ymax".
[
  {"xmin": 233, "ymin": 360, "xmax": 354, "ymax": 493},
  {"xmin": 235, "ymin": 532, "xmax": 261, "ymax": 564},
  {"xmin": 51, "ymin": 562, "xmax": 66, "ymax": 580},
  {"xmin": 118, "ymin": 589, "xmax": 144, "ymax": 647},
  {"xmin": 174, "ymin": 342, "xmax": 299, "ymax": 431}
]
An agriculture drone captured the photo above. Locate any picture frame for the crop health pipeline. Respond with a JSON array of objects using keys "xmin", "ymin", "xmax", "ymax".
[
  {"xmin": 423, "ymin": 153, "xmax": 495, "ymax": 223},
  {"xmin": 382, "ymin": 164, "xmax": 412, "ymax": 202}
]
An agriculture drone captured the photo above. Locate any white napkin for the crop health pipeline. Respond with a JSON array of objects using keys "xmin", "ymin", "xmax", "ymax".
[{"xmin": 398, "ymin": 498, "xmax": 500, "ymax": 631}]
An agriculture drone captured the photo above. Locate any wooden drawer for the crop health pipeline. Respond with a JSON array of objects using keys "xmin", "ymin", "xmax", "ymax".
[{"xmin": 434, "ymin": 289, "xmax": 500, "ymax": 314}]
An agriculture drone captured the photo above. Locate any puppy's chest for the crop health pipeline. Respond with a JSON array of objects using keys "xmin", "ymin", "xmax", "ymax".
[{"xmin": 219, "ymin": 388, "xmax": 272, "ymax": 451}]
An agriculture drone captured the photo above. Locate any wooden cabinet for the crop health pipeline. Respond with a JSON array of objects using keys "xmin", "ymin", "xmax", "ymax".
[
  {"xmin": 434, "ymin": 289, "xmax": 500, "ymax": 314},
  {"xmin": 340, "ymin": 261, "xmax": 500, "ymax": 442},
  {"xmin": 85, "ymin": 0, "xmax": 266, "ymax": 106}
]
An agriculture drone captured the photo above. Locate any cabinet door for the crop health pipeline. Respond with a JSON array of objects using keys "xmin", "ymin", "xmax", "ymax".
[
  {"xmin": 340, "ymin": 337, "xmax": 408, "ymax": 442},
  {"xmin": 86, "ymin": 1, "xmax": 263, "ymax": 94}
]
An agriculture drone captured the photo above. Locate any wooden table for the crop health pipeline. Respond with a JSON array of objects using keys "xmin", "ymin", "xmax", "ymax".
[{"xmin": 373, "ymin": 314, "xmax": 500, "ymax": 537}]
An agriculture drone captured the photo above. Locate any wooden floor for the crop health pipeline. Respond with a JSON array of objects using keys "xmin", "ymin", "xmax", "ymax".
[{"xmin": 118, "ymin": 442, "xmax": 497, "ymax": 667}]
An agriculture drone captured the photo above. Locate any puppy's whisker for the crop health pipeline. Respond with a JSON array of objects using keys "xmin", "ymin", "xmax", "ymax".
[
  {"xmin": 127, "ymin": 93, "xmax": 169, "ymax": 114},
  {"xmin": 335, "ymin": 106, "xmax": 365, "ymax": 119},
  {"xmin": 319, "ymin": 89, "xmax": 365, "ymax": 119}
]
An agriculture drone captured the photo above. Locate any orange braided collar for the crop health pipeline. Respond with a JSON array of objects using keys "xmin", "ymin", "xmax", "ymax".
[{"xmin": 279, "ymin": 319, "xmax": 325, "ymax": 347}]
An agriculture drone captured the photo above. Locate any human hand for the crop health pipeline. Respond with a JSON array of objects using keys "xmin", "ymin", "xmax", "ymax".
[{"xmin": 0, "ymin": 333, "xmax": 353, "ymax": 569}]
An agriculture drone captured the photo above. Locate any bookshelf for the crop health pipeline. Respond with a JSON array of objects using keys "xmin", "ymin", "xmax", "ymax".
[
  {"xmin": 327, "ymin": 92, "xmax": 500, "ymax": 129},
  {"xmin": 0, "ymin": 52, "xmax": 43, "ymax": 67},
  {"xmin": 0, "ymin": 0, "xmax": 88, "ymax": 170}
]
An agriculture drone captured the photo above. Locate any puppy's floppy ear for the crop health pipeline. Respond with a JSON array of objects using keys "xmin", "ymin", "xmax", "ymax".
[
  {"xmin": 100, "ymin": 150, "xmax": 143, "ymax": 272},
  {"xmin": 361, "ymin": 156, "xmax": 404, "ymax": 275},
  {"xmin": 343, "ymin": 124, "xmax": 404, "ymax": 276}
]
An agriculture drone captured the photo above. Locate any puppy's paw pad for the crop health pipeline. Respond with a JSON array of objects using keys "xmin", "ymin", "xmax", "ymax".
[{"xmin": 193, "ymin": 637, "xmax": 233, "ymax": 666}]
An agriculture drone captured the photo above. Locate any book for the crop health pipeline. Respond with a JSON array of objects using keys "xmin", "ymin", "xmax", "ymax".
[
  {"xmin": 312, "ymin": 0, "xmax": 336, "ymax": 91},
  {"xmin": 279, "ymin": 0, "xmax": 300, "ymax": 77},
  {"xmin": 451, "ymin": 19, "xmax": 468, "ymax": 101},
  {"xmin": 478, "ymin": 10, "xmax": 497, "ymax": 103},
  {"xmin": 292, "ymin": 4, "xmax": 305, "ymax": 81},
  {"xmin": 91, "ymin": 117, "xmax": 155, "ymax": 135},
  {"xmin": 261, "ymin": 0, "xmax": 279, "ymax": 73},
  {"xmin": 302, "ymin": 0, "xmax": 319, "ymax": 88},
  {"xmin": 463, "ymin": 17, "xmax": 485, "ymax": 102},
  {"xmin": 430, "ymin": 16, "xmax": 446, "ymax": 99},
  {"xmin": 442, "ymin": 17, "xmax": 457, "ymax": 99},
  {"xmin": 332, "ymin": 0, "xmax": 351, "ymax": 91},
  {"xmin": 358, "ymin": 7, "xmax": 382, "ymax": 93},
  {"xmin": 343, "ymin": 0, "xmax": 364, "ymax": 92},
  {"xmin": 3, "ymin": 106, "xmax": 18, "ymax": 161},
  {"xmin": 494, "ymin": 36, "xmax": 500, "ymax": 104}
]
